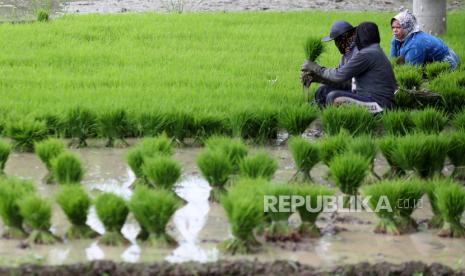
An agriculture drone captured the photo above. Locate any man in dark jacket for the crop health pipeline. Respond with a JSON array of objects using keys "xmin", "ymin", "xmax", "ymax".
[{"xmin": 301, "ymin": 22, "xmax": 397, "ymax": 113}]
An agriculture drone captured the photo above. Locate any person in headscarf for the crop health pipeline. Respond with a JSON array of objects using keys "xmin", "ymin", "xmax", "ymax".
[
  {"xmin": 390, "ymin": 10, "xmax": 460, "ymax": 69},
  {"xmin": 301, "ymin": 21, "xmax": 358, "ymax": 107},
  {"xmin": 301, "ymin": 22, "xmax": 397, "ymax": 113}
]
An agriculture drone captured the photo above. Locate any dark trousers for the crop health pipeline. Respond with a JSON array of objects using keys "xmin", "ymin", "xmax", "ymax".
[{"xmin": 315, "ymin": 85, "xmax": 375, "ymax": 106}]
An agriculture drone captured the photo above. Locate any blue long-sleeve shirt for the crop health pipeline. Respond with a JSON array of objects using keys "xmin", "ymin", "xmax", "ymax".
[{"xmin": 390, "ymin": 31, "xmax": 450, "ymax": 66}]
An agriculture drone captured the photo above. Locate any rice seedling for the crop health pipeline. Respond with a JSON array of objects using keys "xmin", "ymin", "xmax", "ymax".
[
  {"xmin": 378, "ymin": 136, "xmax": 405, "ymax": 178},
  {"xmin": 329, "ymin": 152, "xmax": 369, "ymax": 207},
  {"xmin": 294, "ymin": 185, "xmax": 334, "ymax": 237},
  {"xmin": 288, "ymin": 137, "xmax": 320, "ymax": 182},
  {"xmin": 164, "ymin": 110, "xmax": 195, "ymax": 143},
  {"xmin": 425, "ymin": 62, "xmax": 451, "ymax": 80},
  {"xmin": 411, "ymin": 107, "xmax": 448, "ymax": 134},
  {"xmin": 35, "ymin": 113, "xmax": 64, "ymax": 137},
  {"xmin": 394, "ymin": 178, "xmax": 424, "ymax": 233},
  {"xmin": 0, "ymin": 140, "xmax": 11, "ymax": 175},
  {"xmin": 238, "ymin": 151, "xmax": 277, "ymax": 180},
  {"xmin": 321, "ymin": 105, "xmax": 376, "ymax": 136},
  {"xmin": 136, "ymin": 112, "xmax": 167, "ymax": 137},
  {"xmin": 130, "ymin": 186, "xmax": 180, "ymax": 246},
  {"xmin": 193, "ymin": 113, "xmax": 229, "ymax": 141},
  {"xmin": 381, "ymin": 110, "xmax": 414, "ymax": 136},
  {"xmin": 6, "ymin": 119, "xmax": 48, "ymax": 152},
  {"xmin": 37, "ymin": 9, "xmax": 49, "ymax": 22},
  {"xmin": 304, "ymin": 37, "xmax": 324, "ymax": 62},
  {"xmin": 99, "ymin": 109, "xmax": 131, "ymax": 147},
  {"xmin": 278, "ymin": 105, "xmax": 318, "ymax": 136},
  {"xmin": 205, "ymin": 136, "xmax": 248, "ymax": 173},
  {"xmin": 318, "ymin": 130, "xmax": 350, "ymax": 166},
  {"xmin": 424, "ymin": 178, "xmax": 457, "ymax": 229},
  {"xmin": 229, "ymin": 109, "xmax": 279, "ymax": 143},
  {"xmin": 65, "ymin": 107, "xmax": 98, "ymax": 148},
  {"xmin": 52, "ymin": 152, "xmax": 84, "ymax": 185},
  {"xmin": 19, "ymin": 195, "xmax": 59, "ymax": 244},
  {"xmin": 452, "ymin": 111, "xmax": 465, "ymax": 131},
  {"xmin": 394, "ymin": 65, "xmax": 422, "ymax": 90},
  {"xmin": 95, "ymin": 193, "xmax": 130, "ymax": 246},
  {"xmin": 348, "ymin": 135, "xmax": 379, "ymax": 179},
  {"xmin": 197, "ymin": 149, "xmax": 232, "ymax": 202},
  {"xmin": 56, "ymin": 185, "xmax": 98, "ymax": 239},
  {"xmin": 429, "ymin": 71, "xmax": 465, "ymax": 113},
  {"xmin": 436, "ymin": 183, "xmax": 465, "ymax": 238},
  {"xmin": 142, "ymin": 156, "xmax": 181, "ymax": 190},
  {"xmin": 34, "ymin": 138, "xmax": 65, "ymax": 183},
  {"xmin": 447, "ymin": 131, "xmax": 465, "ymax": 180},
  {"xmin": 0, "ymin": 178, "xmax": 35, "ymax": 238}
]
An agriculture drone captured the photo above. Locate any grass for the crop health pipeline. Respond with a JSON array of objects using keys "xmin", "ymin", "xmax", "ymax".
[
  {"xmin": 304, "ymin": 37, "xmax": 324, "ymax": 62},
  {"xmin": 0, "ymin": 140, "xmax": 11, "ymax": 175},
  {"xmin": 142, "ymin": 156, "xmax": 181, "ymax": 190},
  {"xmin": 447, "ymin": 131, "xmax": 465, "ymax": 180},
  {"xmin": 288, "ymin": 136, "xmax": 320, "ymax": 182},
  {"xmin": 411, "ymin": 107, "xmax": 448, "ymax": 134},
  {"xmin": 381, "ymin": 110, "xmax": 414, "ymax": 136},
  {"xmin": 52, "ymin": 152, "xmax": 84, "ymax": 184},
  {"xmin": 95, "ymin": 193, "xmax": 129, "ymax": 246},
  {"xmin": 238, "ymin": 151, "xmax": 277, "ymax": 180},
  {"xmin": 204, "ymin": 136, "xmax": 248, "ymax": 173},
  {"xmin": 56, "ymin": 185, "xmax": 98, "ymax": 239},
  {"xmin": 34, "ymin": 138, "xmax": 65, "ymax": 183},
  {"xmin": 436, "ymin": 183, "xmax": 465, "ymax": 238},
  {"xmin": 321, "ymin": 105, "xmax": 377, "ymax": 136},
  {"xmin": 5, "ymin": 118, "xmax": 48, "ymax": 152}
]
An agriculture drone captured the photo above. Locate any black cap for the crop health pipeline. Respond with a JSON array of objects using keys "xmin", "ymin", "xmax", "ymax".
[{"xmin": 321, "ymin": 21, "xmax": 355, "ymax": 42}]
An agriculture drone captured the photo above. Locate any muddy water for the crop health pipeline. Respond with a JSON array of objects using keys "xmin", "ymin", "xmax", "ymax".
[{"xmin": 2, "ymin": 145, "xmax": 465, "ymax": 268}]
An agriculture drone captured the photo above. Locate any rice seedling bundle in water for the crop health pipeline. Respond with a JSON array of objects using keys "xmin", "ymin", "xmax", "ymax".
[
  {"xmin": 411, "ymin": 107, "xmax": 448, "ymax": 134},
  {"xmin": 447, "ymin": 131, "xmax": 465, "ymax": 180},
  {"xmin": 424, "ymin": 62, "xmax": 451, "ymax": 80},
  {"xmin": 99, "ymin": 109, "xmax": 131, "ymax": 147},
  {"xmin": 239, "ymin": 151, "xmax": 277, "ymax": 180},
  {"xmin": 321, "ymin": 105, "xmax": 376, "ymax": 136},
  {"xmin": 95, "ymin": 193, "xmax": 129, "ymax": 246},
  {"xmin": 429, "ymin": 71, "xmax": 465, "ymax": 113},
  {"xmin": 394, "ymin": 178, "xmax": 424, "ymax": 233},
  {"xmin": 6, "ymin": 119, "xmax": 48, "ymax": 152},
  {"xmin": 381, "ymin": 110, "xmax": 414, "ymax": 136},
  {"xmin": 378, "ymin": 136, "xmax": 405, "ymax": 178},
  {"xmin": 425, "ymin": 178, "xmax": 456, "ymax": 229},
  {"xmin": 52, "ymin": 152, "xmax": 84, "ymax": 185},
  {"xmin": 56, "ymin": 185, "xmax": 98, "ymax": 239},
  {"xmin": 163, "ymin": 110, "xmax": 195, "ymax": 142},
  {"xmin": 288, "ymin": 137, "xmax": 320, "ymax": 182},
  {"xmin": 329, "ymin": 152, "xmax": 369, "ymax": 208},
  {"xmin": 348, "ymin": 135, "xmax": 377, "ymax": 169},
  {"xmin": 0, "ymin": 178, "xmax": 35, "ymax": 238},
  {"xmin": 35, "ymin": 138, "xmax": 65, "ymax": 183},
  {"xmin": 229, "ymin": 108, "xmax": 279, "ymax": 143},
  {"xmin": 197, "ymin": 149, "xmax": 232, "ymax": 202},
  {"xmin": 205, "ymin": 136, "xmax": 248, "ymax": 173},
  {"xmin": 436, "ymin": 183, "xmax": 465, "ymax": 238},
  {"xmin": 19, "ymin": 194, "xmax": 59, "ymax": 244},
  {"xmin": 142, "ymin": 156, "xmax": 181, "ymax": 190},
  {"xmin": 130, "ymin": 186, "xmax": 180, "ymax": 246},
  {"xmin": 318, "ymin": 130, "xmax": 350, "ymax": 166},
  {"xmin": 65, "ymin": 107, "xmax": 98, "ymax": 148},
  {"xmin": 394, "ymin": 65, "xmax": 422, "ymax": 90},
  {"xmin": 278, "ymin": 105, "xmax": 318, "ymax": 136},
  {"xmin": 194, "ymin": 113, "xmax": 229, "ymax": 141},
  {"xmin": 36, "ymin": 113, "xmax": 63, "ymax": 137},
  {"xmin": 0, "ymin": 140, "xmax": 11, "ymax": 175}
]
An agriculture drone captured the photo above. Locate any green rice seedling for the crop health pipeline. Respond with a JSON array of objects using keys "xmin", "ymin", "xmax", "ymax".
[
  {"xmin": 52, "ymin": 152, "xmax": 84, "ymax": 185},
  {"xmin": 99, "ymin": 109, "xmax": 131, "ymax": 147},
  {"xmin": 19, "ymin": 195, "xmax": 59, "ymax": 244},
  {"xmin": 348, "ymin": 135, "xmax": 379, "ymax": 179},
  {"xmin": 56, "ymin": 185, "xmax": 98, "ymax": 239},
  {"xmin": 436, "ymin": 183, "xmax": 465, "ymax": 238},
  {"xmin": 304, "ymin": 37, "xmax": 324, "ymax": 62},
  {"xmin": 321, "ymin": 105, "xmax": 377, "ymax": 136},
  {"xmin": 378, "ymin": 136, "xmax": 405, "ymax": 178},
  {"xmin": 425, "ymin": 62, "xmax": 451, "ymax": 80},
  {"xmin": 395, "ymin": 65, "xmax": 422, "ymax": 90},
  {"xmin": 278, "ymin": 105, "xmax": 318, "ymax": 136},
  {"xmin": 452, "ymin": 111, "xmax": 465, "ymax": 131},
  {"xmin": 318, "ymin": 130, "xmax": 350, "ymax": 166},
  {"xmin": 230, "ymin": 109, "xmax": 279, "ymax": 143},
  {"xmin": 164, "ymin": 110, "xmax": 195, "ymax": 143},
  {"xmin": 424, "ymin": 178, "xmax": 456, "ymax": 229},
  {"xmin": 411, "ymin": 107, "xmax": 448, "ymax": 134},
  {"xmin": 394, "ymin": 179, "xmax": 424, "ymax": 233},
  {"xmin": 447, "ymin": 131, "xmax": 465, "ymax": 180},
  {"xmin": 142, "ymin": 156, "xmax": 181, "ymax": 190},
  {"xmin": 381, "ymin": 110, "xmax": 414, "ymax": 136},
  {"xmin": 6, "ymin": 119, "xmax": 48, "ymax": 152},
  {"xmin": 205, "ymin": 136, "xmax": 248, "ymax": 173},
  {"xmin": 130, "ymin": 186, "xmax": 180, "ymax": 246},
  {"xmin": 329, "ymin": 152, "xmax": 369, "ymax": 207},
  {"xmin": 37, "ymin": 9, "xmax": 49, "ymax": 22},
  {"xmin": 95, "ymin": 193, "xmax": 129, "ymax": 246},
  {"xmin": 65, "ymin": 107, "xmax": 98, "ymax": 148},
  {"xmin": 288, "ymin": 137, "xmax": 320, "ymax": 182},
  {"xmin": 394, "ymin": 88, "xmax": 418, "ymax": 110},
  {"xmin": 294, "ymin": 185, "xmax": 334, "ymax": 237},
  {"xmin": 429, "ymin": 71, "xmax": 465, "ymax": 113},
  {"xmin": 136, "ymin": 112, "xmax": 167, "ymax": 137},
  {"xmin": 34, "ymin": 138, "xmax": 65, "ymax": 183},
  {"xmin": 35, "ymin": 113, "xmax": 64, "ymax": 137},
  {"xmin": 0, "ymin": 178, "xmax": 35, "ymax": 238},
  {"xmin": 238, "ymin": 151, "xmax": 277, "ymax": 180},
  {"xmin": 193, "ymin": 113, "xmax": 230, "ymax": 141},
  {"xmin": 126, "ymin": 147, "xmax": 145, "ymax": 180},
  {"xmin": 0, "ymin": 140, "xmax": 11, "ymax": 175},
  {"xmin": 197, "ymin": 149, "xmax": 232, "ymax": 202}
]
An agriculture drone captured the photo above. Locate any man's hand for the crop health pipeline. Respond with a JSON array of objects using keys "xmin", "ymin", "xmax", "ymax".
[
  {"xmin": 300, "ymin": 71, "xmax": 313, "ymax": 88},
  {"xmin": 301, "ymin": 59, "xmax": 322, "ymax": 73}
]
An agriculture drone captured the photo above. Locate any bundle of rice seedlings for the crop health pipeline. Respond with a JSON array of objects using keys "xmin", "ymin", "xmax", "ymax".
[
  {"xmin": 205, "ymin": 136, "xmax": 248, "ymax": 173},
  {"xmin": 164, "ymin": 110, "xmax": 195, "ymax": 143},
  {"xmin": 429, "ymin": 72, "xmax": 465, "ymax": 113},
  {"xmin": 65, "ymin": 107, "xmax": 98, "ymax": 148},
  {"xmin": 99, "ymin": 109, "xmax": 131, "ymax": 147},
  {"xmin": 130, "ymin": 186, "xmax": 180, "ymax": 246},
  {"xmin": 318, "ymin": 130, "xmax": 350, "ymax": 166},
  {"xmin": 363, "ymin": 181, "xmax": 400, "ymax": 234},
  {"xmin": 381, "ymin": 110, "xmax": 414, "ymax": 136},
  {"xmin": 395, "ymin": 179, "xmax": 424, "ymax": 233},
  {"xmin": 304, "ymin": 37, "xmax": 324, "ymax": 62},
  {"xmin": 294, "ymin": 185, "xmax": 334, "ymax": 237},
  {"xmin": 0, "ymin": 178, "xmax": 35, "ymax": 238},
  {"xmin": 321, "ymin": 105, "xmax": 376, "ymax": 136},
  {"xmin": 230, "ymin": 108, "xmax": 279, "ymax": 143},
  {"xmin": 378, "ymin": 136, "xmax": 405, "ymax": 178},
  {"xmin": 329, "ymin": 152, "xmax": 369, "ymax": 207},
  {"xmin": 52, "ymin": 152, "xmax": 84, "ymax": 185},
  {"xmin": 436, "ymin": 183, "xmax": 465, "ymax": 238},
  {"xmin": 19, "ymin": 195, "xmax": 59, "ymax": 244},
  {"xmin": 197, "ymin": 149, "xmax": 232, "ymax": 202},
  {"xmin": 136, "ymin": 112, "xmax": 167, "ymax": 137},
  {"xmin": 288, "ymin": 137, "xmax": 320, "ymax": 182},
  {"xmin": 238, "ymin": 151, "xmax": 277, "ymax": 180},
  {"xmin": 37, "ymin": 9, "xmax": 49, "ymax": 22},
  {"xmin": 0, "ymin": 140, "xmax": 11, "ymax": 175},
  {"xmin": 447, "ymin": 131, "xmax": 465, "ymax": 180},
  {"xmin": 395, "ymin": 65, "xmax": 422, "ymax": 90},
  {"xmin": 95, "ymin": 193, "xmax": 129, "ymax": 246},
  {"xmin": 35, "ymin": 113, "xmax": 63, "ymax": 136},
  {"xmin": 411, "ymin": 107, "xmax": 448, "ymax": 134},
  {"xmin": 56, "ymin": 185, "xmax": 98, "ymax": 239},
  {"xmin": 6, "ymin": 119, "xmax": 48, "ymax": 152},
  {"xmin": 35, "ymin": 138, "xmax": 65, "ymax": 183},
  {"xmin": 193, "ymin": 113, "xmax": 229, "ymax": 141},
  {"xmin": 425, "ymin": 62, "xmax": 451, "ymax": 80},
  {"xmin": 424, "ymin": 178, "xmax": 456, "ymax": 229},
  {"xmin": 142, "ymin": 156, "xmax": 181, "ymax": 190},
  {"xmin": 452, "ymin": 111, "xmax": 465, "ymax": 131},
  {"xmin": 278, "ymin": 105, "xmax": 318, "ymax": 136}
]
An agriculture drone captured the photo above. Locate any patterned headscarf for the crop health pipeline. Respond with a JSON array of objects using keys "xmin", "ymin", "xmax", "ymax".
[{"xmin": 391, "ymin": 10, "xmax": 421, "ymax": 42}]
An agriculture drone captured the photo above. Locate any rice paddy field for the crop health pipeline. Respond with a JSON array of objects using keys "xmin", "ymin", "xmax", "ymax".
[{"xmin": 1, "ymin": 8, "xmax": 465, "ymax": 275}]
